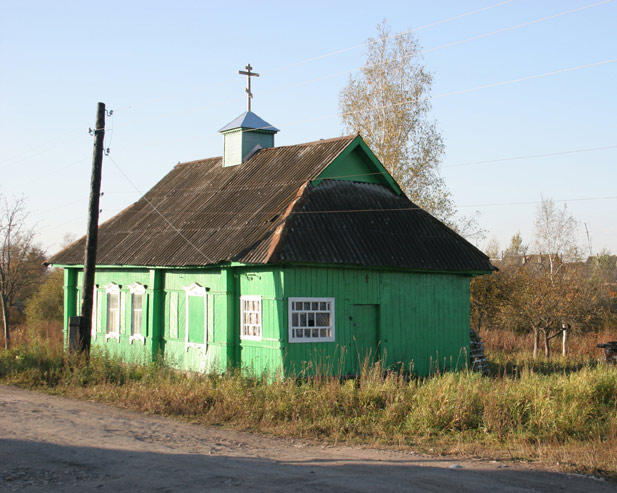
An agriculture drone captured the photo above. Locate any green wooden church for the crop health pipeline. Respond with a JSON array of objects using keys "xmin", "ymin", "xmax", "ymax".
[{"xmin": 48, "ymin": 108, "xmax": 494, "ymax": 377}]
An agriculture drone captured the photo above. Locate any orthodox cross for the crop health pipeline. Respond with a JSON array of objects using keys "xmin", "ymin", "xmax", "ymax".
[{"xmin": 239, "ymin": 64, "xmax": 259, "ymax": 112}]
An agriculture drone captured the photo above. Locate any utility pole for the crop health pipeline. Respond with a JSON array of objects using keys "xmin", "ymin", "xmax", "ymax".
[
  {"xmin": 584, "ymin": 222, "xmax": 593, "ymax": 257},
  {"xmin": 69, "ymin": 102, "xmax": 105, "ymax": 354}
]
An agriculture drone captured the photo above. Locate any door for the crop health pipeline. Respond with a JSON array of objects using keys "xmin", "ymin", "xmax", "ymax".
[{"xmin": 350, "ymin": 304, "xmax": 379, "ymax": 375}]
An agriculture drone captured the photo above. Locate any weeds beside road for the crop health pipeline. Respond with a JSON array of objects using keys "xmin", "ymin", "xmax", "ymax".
[{"xmin": 1, "ymin": 329, "xmax": 616, "ymax": 481}]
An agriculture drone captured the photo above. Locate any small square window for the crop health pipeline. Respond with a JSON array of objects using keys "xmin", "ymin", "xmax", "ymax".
[{"xmin": 289, "ymin": 298, "xmax": 335, "ymax": 343}]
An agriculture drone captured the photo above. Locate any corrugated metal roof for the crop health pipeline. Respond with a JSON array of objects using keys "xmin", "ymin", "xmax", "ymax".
[
  {"xmin": 48, "ymin": 135, "xmax": 494, "ymax": 273},
  {"xmin": 48, "ymin": 136, "xmax": 354, "ymax": 267},
  {"xmin": 218, "ymin": 111, "xmax": 279, "ymax": 133},
  {"xmin": 274, "ymin": 180, "xmax": 494, "ymax": 272}
]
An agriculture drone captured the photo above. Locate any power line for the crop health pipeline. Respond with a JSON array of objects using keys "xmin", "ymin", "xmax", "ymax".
[
  {"xmin": 444, "ymin": 144, "xmax": 617, "ymax": 168},
  {"xmin": 263, "ymin": 0, "xmax": 516, "ymax": 75},
  {"xmin": 41, "ymin": 194, "xmax": 617, "ymax": 225},
  {"xmin": 423, "ymin": 0, "xmax": 612, "ymax": 55},
  {"xmin": 458, "ymin": 195, "xmax": 617, "ymax": 209},
  {"xmin": 0, "ymin": 130, "xmax": 84, "ymax": 169},
  {"xmin": 332, "ymin": 57, "xmax": 617, "ymax": 121},
  {"xmin": 92, "ymin": 140, "xmax": 617, "ymax": 196},
  {"xmin": 264, "ymin": 0, "xmax": 613, "ymax": 96},
  {"xmin": 106, "ymin": 155, "xmax": 214, "ymax": 263},
  {"xmin": 117, "ymin": 1, "xmax": 517, "ymax": 111}
]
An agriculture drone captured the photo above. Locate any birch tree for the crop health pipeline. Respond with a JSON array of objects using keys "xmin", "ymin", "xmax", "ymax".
[
  {"xmin": 534, "ymin": 198, "xmax": 579, "ymax": 277},
  {"xmin": 339, "ymin": 21, "xmax": 454, "ymax": 224}
]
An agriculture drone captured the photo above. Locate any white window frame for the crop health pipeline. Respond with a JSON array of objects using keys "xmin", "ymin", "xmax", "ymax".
[
  {"xmin": 183, "ymin": 283, "xmax": 207, "ymax": 352},
  {"xmin": 288, "ymin": 297, "xmax": 335, "ymax": 343},
  {"xmin": 129, "ymin": 282, "xmax": 146, "ymax": 345},
  {"xmin": 240, "ymin": 295, "xmax": 262, "ymax": 341},
  {"xmin": 104, "ymin": 283, "xmax": 120, "ymax": 342}
]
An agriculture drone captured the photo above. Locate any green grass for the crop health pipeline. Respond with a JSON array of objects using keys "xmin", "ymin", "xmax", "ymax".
[{"xmin": 1, "ymin": 329, "xmax": 616, "ymax": 480}]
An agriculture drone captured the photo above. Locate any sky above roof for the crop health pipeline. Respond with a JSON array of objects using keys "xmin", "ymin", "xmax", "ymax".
[{"xmin": 1, "ymin": 0, "xmax": 616, "ymax": 257}]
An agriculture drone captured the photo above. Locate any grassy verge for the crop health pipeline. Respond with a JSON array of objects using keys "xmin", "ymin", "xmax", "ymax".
[{"xmin": 1, "ymin": 329, "xmax": 616, "ymax": 480}]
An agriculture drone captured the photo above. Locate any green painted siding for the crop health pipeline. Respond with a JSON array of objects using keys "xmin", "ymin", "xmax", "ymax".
[
  {"xmin": 280, "ymin": 267, "xmax": 470, "ymax": 377},
  {"xmin": 63, "ymin": 264, "xmax": 471, "ymax": 377},
  {"xmin": 223, "ymin": 129, "xmax": 274, "ymax": 167},
  {"xmin": 242, "ymin": 131, "xmax": 274, "ymax": 160},
  {"xmin": 312, "ymin": 138, "xmax": 401, "ymax": 193},
  {"xmin": 315, "ymin": 147, "xmax": 385, "ymax": 186},
  {"xmin": 237, "ymin": 268, "xmax": 285, "ymax": 376},
  {"xmin": 223, "ymin": 129, "xmax": 242, "ymax": 167}
]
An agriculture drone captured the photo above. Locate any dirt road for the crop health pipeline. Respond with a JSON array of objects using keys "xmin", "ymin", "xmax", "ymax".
[{"xmin": 0, "ymin": 385, "xmax": 613, "ymax": 492}]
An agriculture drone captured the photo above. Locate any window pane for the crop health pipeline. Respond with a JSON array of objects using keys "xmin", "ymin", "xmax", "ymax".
[
  {"xmin": 290, "ymin": 298, "xmax": 334, "ymax": 342},
  {"xmin": 107, "ymin": 293, "xmax": 119, "ymax": 333},
  {"xmin": 241, "ymin": 297, "xmax": 261, "ymax": 339},
  {"xmin": 132, "ymin": 311, "xmax": 142, "ymax": 335},
  {"xmin": 317, "ymin": 313, "xmax": 330, "ymax": 326},
  {"xmin": 132, "ymin": 294, "xmax": 142, "ymax": 310}
]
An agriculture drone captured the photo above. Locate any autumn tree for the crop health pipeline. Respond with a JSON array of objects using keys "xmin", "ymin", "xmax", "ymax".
[
  {"xmin": 26, "ymin": 268, "xmax": 64, "ymax": 326},
  {"xmin": 534, "ymin": 198, "xmax": 580, "ymax": 277},
  {"xmin": 0, "ymin": 196, "xmax": 46, "ymax": 349},
  {"xmin": 339, "ymin": 21, "xmax": 455, "ymax": 225},
  {"xmin": 504, "ymin": 231, "xmax": 528, "ymax": 257}
]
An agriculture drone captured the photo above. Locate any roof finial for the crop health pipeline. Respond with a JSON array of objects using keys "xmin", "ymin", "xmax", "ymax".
[{"xmin": 239, "ymin": 63, "xmax": 259, "ymax": 112}]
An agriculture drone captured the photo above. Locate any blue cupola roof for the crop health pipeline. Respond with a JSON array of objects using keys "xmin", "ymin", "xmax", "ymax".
[
  {"xmin": 219, "ymin": 111, "xmax": 279, "ymax": 133},
  {"xmin": 219, "ymin": 111, "xmax": 279, "ymax": 167}
]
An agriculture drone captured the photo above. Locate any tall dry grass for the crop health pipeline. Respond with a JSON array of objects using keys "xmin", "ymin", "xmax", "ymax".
[{"xmin": 1, "ymin": 326, "xmax": 616, "ymax": 480}]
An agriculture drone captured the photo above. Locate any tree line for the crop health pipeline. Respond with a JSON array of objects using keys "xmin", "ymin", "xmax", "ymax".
[{"xmin": 471, "ymin": 200, "xmax": 617, "ymax": 358}]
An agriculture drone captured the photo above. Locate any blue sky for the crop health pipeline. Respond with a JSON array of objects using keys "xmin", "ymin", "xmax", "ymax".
[{"xmin": 1, "ymin": 0, "xmax": 616, "ymax": 257}]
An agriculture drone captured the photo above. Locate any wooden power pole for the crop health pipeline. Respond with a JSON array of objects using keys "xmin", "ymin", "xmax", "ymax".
[{"xmin": 69, "ymin": 102, "xmax": 105, "ymax": 354}]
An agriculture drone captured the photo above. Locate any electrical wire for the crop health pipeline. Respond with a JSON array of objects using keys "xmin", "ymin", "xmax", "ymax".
[
  {"xmin": 444, "ymin": 145, "xmax": 617, "ymax": 168},
  {"xmin": 263, "ymin": 0, "xmax": 613, "ymax": 96},
  {"xmin": 332, "ymin": 57, "xmax": 617, "ymax": 121},
  {"xmin": 263, "ymin": 0, "xmax": 516, "ymax": 75},
  {"xmin": 458, "ymin": 196, "xmax": 617, "ymax": 209},
  {"xmin": 106, "ymin": 155, "xmax": 214, "ymax": 263},
  {"xmin": 93, "ymin": 140, "xmax": 617, "ymax": 196},
  {"xmin": 0, "ymin": 130, "xmax": 84, "ymax": 169}
]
